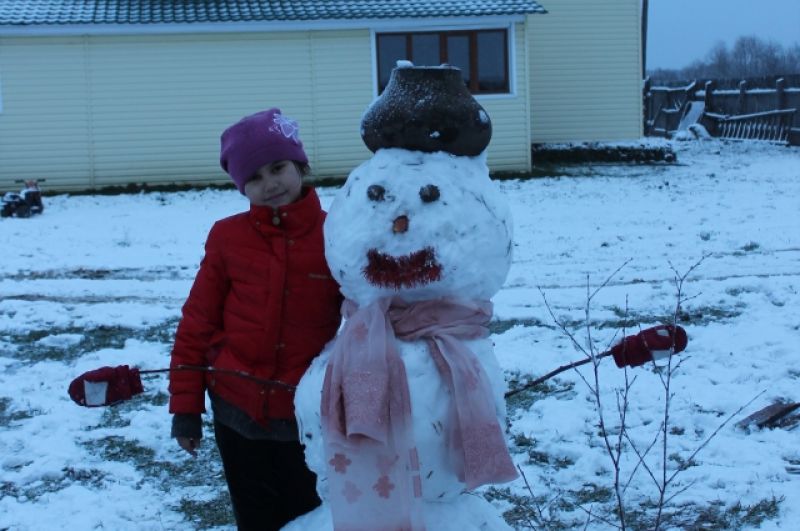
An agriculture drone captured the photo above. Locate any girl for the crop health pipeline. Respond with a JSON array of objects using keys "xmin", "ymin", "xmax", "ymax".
[{"xmin": 168, "ymin": 108, "xmax": 342, "ymax": 531}]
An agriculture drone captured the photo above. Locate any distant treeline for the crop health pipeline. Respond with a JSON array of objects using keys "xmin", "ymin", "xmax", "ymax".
[{"xmin": 648, "ymin": 35, "xmax": 800, "ymax": 87}]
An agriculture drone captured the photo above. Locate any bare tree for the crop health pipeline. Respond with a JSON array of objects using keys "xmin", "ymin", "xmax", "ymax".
[
  {"xmin": 647, "ymin": 35, "xmax": 800, "ymax": 82},
  {"xmin": 706, "ymin": 42, "xmax": 732, "ymax": 79}
]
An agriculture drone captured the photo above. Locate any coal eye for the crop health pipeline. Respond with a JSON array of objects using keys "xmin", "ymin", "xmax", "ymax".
[
  {"xmin": 367, "ymin": 184, "xmax": 386, "ymax": 202},
  {"xmin": 419, "ymin": 184, "xmax": 440, "ymax": 203}
]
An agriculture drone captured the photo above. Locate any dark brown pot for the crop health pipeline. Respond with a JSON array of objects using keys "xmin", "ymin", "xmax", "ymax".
[{"xmin": 361, "ymin": 65, "xmax": 492, "ymax": 156}]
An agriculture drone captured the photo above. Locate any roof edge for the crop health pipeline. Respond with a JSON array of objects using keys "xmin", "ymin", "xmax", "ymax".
[{"xmin": 0, "ymin": 14, "xmax": 533, "ymax": 37}]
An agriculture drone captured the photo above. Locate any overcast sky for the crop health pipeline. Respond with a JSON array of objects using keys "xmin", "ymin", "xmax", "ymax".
[{"xmin": 647, "ymin": 0, "xmax": 800, "ymax": 70}]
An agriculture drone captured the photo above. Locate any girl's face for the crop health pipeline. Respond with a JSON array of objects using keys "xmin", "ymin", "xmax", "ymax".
[{"xmin": 244, "ymin": 160, "xmax": 303, "ymax": 208}]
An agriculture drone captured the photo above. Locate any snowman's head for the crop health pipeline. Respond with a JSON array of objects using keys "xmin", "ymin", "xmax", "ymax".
[{"xmin": 324, "ymin": 149, "xmax": 513, "ymax": 306}]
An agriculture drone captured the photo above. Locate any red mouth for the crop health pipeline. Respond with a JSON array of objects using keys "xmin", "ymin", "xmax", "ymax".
[{"xmin": 363, "ymin": 247, "xmax": 442, "ymax": 289}]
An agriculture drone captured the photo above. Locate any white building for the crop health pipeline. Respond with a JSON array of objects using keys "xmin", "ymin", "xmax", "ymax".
[{"xmin": 0, "ymin": 0, "xmax": 643, "ymax": 192}]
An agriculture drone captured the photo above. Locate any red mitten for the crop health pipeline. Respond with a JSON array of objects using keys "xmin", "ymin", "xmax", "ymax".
[
  {"xmin": 611, "ymin": 325, "xmax": 688, "ymax": 368},
  {"xmin": 68, "ymin": 365, "xmax": 144, "ymax": 407}
]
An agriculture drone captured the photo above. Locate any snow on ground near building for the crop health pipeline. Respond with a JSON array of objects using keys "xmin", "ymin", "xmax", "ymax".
[{"xmin": 0, "ymin": 139, "xmax": 798, "ymax": 530}]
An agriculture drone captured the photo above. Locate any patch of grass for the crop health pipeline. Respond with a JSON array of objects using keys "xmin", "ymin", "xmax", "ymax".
[
  {"xmin": 97, "ymin": 405, "xmax": 133, "ymax": 428},
  {"xmin": 148, "ymin": 390, "xmax": 170, "ymax": 407},
  {"xmin": 487, "ymin": 482, "xmax": 620, "ymax": 529},
  {"xmin": 511, "ymin": 432, "xmax": 537, "ymax": 450},
  {"xmin": 3, "ymin": 319, "xmax": 178, "ymax": 364},
  {"xmin": 136, "ymin": 319, "xmax": 181, "ymax": 344},
  {"xmin": 571, "ymin": 483, "xmax": 613, "ymax": 506},
  {"xmin": 488, "ymin": 317, "xmax": 550, "ymax": 335},
  {"xmin": 178, "ymin": 493, "xmax": 235, "ymax": 529},
  {"xmin": 604, "ymin": 303, "xmax": 743, "ymax": 329},
  {"xmin": 0, "ymin": 466, "xmax": 108, "ymax": 501},
  {"xmin": 659, "ymin": 496, "xmax": 785, "ymax": 530},
  {"xmin": 725, "ymin": 286, "xmax": 764, "ymax": 298},
  {"xmin": 676, "ymin": 305, "xmax": 742, "ymax": 325},
  {"xmin": 489, "ymin": 485, "xmax": 783, "ymax": 531},
  {"xmin": 86, "ymin": 435, "xmax": 157, "ymax": 465},
  {"xmin": 0, "ymin": 397, "xmax": 40, "ymax": 427},
  {"xmin": 530, "ymin": 142, "xmax": 677, "ymax": 164},
  {"xmin": 80, "ymin": 426, "xmax": 232, "ymax": 528},
  {"xmin": 535, "ymin": 452, "xmax": 575, "ymax": 470},
  {"xmin": 668, "ymin": 452, "xmax": 699, "ymax": 470},
  {"xmin": 62, "ymin": 466, "xmax": 108, "ymax": 486},
  {"xmin": 484, "ymin": 486, "xmax": 577, "ymax": 531},
  {"xmin": 0, "ymin": 480, "xmax": 16, "ymax": 499},
  {"xmin": 529, "ymin": 308, "xmax": 691, "ymax": 334},
  {"xmin": 505, "ymin": 371, "xmax": 576, "ymax": 413},
  {"xmin": 509, "ymin": 433, "xmax": 575, "ymax": 469},
  {"xmin": 81, "ymin": 433, "xmax": 210, "ymax": 481}
]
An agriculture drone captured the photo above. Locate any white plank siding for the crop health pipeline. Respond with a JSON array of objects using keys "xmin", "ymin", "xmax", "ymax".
[
  {"xmin": 0, "ymin": 37, "xmax": 93, "ymax": 190},
  {"xmin": 0, "ymin": 31, "xmax": 368, "ymax": 192},
  {"xmin": 528, "ymin": 0, "xmax": 643, "ymax": 143},
  {"xmin": 307, "ymin": 29, "xmax": 374, "ymax": 176},
  {"xmin": 86, "ymin": 33, "xmax": 315, "ymax": 188},
  {"xmin": 479, "ymin": 22, "xmax": 531, "ymax": 172}
]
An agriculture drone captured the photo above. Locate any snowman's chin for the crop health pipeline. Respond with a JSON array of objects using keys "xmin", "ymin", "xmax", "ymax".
[{"xmin": 363, "ymin": 247, "xmax": 443, "ymax": 290}]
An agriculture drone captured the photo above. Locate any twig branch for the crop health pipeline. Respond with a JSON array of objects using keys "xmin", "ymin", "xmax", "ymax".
[
  {"xmin": 622, "ymin": 426, "xmax": 662, "ymax": 493},
  {"xmin": 665, "ymin": 389, "xmax": 767, "ymax": 488},
  {"xmin": 652, "ymin": 255, "xmax": 709, "ymax": 530},
  {"xmin": 505, "ymin": 351, "xmax": 613, "ymax": 398}
]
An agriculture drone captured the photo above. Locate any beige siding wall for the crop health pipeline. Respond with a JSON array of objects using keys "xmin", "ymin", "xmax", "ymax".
[
  {"xmin": 1, "ymin": 23, "xmax": 532, "ymax": 192},
  {"xmin": 85, "ymin": 33, "xmax": 315, "ymax": 187},
  {"xmin": 528, "ymin": 0, "xmax": 643, "ymax": 143},
  {"xmin": 307, "ymin": 30, "xmax": 374, "ymax": 176},
  {"xmin": 0, "ymin": 31, "xmax": 368, "ymax": 192},
  {"xmin": 479, "ymin": 22, "xmax": 531, "ymax": 172},
  {"xmin": 0, "ymin": 37, "xmax": 93, "ymax": 190}
]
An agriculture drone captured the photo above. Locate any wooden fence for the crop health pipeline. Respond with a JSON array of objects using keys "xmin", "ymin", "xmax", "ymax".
[{"xmin": 644, "ymin": 76, "xmax": 800, "ymax": 145}]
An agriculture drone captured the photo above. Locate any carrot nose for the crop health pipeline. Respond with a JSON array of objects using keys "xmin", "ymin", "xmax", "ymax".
[{"xmin": 393, "ymin": 215, "xmax": 409, "ymax": 234}]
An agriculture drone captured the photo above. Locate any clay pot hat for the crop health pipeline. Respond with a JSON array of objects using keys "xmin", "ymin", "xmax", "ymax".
[{"xmin": 361, "ymin": 63, "xmax": 492, "ymax": 156}]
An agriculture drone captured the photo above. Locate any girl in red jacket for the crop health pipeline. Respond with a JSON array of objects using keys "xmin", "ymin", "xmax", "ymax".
[{"xmin": 168, "ymin": 108, "xmax": 342, "ymax": 531}]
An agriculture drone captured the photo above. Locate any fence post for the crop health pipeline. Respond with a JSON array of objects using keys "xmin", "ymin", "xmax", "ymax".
[
  {"xmin": 776, "ymin": 78, "xmax": 786, "ymax": 110},
  {"xmin": 738, "ymin": 80, "xmax": 748, "ymax": 114},
  {"xmin": 704, "ymin": 80, "xmax": 716, "ymax": 112}
]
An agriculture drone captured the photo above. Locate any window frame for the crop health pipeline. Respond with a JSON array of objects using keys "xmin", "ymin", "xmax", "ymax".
[{"xmin": 374, "ymin": 26, "xmax": 513, "ymax": 97}]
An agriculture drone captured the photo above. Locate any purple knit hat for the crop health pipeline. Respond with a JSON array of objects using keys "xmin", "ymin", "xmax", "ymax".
[{"xmin": 220, "ymin": 108, "xmax": 309, "ymax": 193}]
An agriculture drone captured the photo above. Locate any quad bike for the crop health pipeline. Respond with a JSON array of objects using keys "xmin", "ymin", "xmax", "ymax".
[{"xmin": 2, "ymin": 179, "xmax": 45, "ymax": 218}]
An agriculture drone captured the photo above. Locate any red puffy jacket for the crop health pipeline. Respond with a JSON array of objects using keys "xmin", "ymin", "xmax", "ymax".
[{"xmin": 168, "ymin": 187, "xmax": 342, "ymax": 425}]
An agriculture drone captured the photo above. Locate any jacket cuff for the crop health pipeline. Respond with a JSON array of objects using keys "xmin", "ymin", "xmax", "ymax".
[
  {"xmin": 171, "ymin": 413, "xmax": 202, "ymax": 439},
  {"xmin": 169, "ymin": 392, "xmax": 207, "ymax": 415}
]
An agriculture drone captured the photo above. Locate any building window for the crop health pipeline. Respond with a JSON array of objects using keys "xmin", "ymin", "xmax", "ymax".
[{"xmin": 376, "ymin": 29, "xmax": 510, "ymax": 95}]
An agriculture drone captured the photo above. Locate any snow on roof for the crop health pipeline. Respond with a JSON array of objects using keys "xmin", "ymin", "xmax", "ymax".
[{"xmin": 0, "ymin": 0, "xmax": 547, "ymax": 26}]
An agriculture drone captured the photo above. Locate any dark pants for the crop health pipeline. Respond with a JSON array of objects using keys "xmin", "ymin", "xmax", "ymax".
[{"xmin": 214, "ymin": 420, "xmax": 321, "ymax": 531}]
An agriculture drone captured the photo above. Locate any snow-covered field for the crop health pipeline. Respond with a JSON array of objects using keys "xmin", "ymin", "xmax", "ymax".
[{"xmin": 1, "ymin": 139, "xmax": 798, "ymax": 530}]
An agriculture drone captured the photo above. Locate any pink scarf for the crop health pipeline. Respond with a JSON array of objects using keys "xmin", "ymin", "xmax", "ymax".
[{"xmin": 321, "ymin": 297, "xmax": 518, "ymax": 531}]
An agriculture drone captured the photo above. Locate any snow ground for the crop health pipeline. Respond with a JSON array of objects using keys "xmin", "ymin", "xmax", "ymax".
[{"xmin": 0, "ymin": 139, "xmax": 798, "ymax": 530}]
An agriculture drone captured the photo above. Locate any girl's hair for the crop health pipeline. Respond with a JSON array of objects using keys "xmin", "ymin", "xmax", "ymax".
[{"xmin": 294, "ymin": 162, "xmax": 311, "ymax": 177}]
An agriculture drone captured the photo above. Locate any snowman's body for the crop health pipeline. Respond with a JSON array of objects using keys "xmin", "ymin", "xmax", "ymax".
[{"xmin": 286, "ymin": 149, "xmax": 515, "ymax": 530}]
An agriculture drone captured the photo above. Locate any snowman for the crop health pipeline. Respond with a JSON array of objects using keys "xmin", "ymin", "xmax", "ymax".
[{"xmin": 287, "ymin": 64, "xmax": 518, "ymax": 531}]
